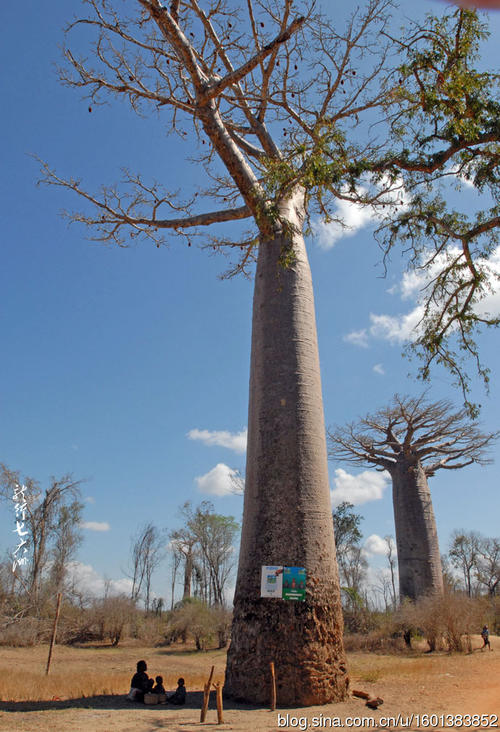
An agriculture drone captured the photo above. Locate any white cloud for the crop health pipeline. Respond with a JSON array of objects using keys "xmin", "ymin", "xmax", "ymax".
[
  {"xmin": 346, "ymin": 246, "xmax": 500, "ymax": 349},
  {"xmin": 312, "ymin": 200, "xmax": 377, "ymax": 250},
  {"xmin": 313, "ymin": 175, "xmax": 410, "ymax": 251},
  {"xmin": 345, "ymin": 308, "xmax": 424, "ymax": 348},
  {"xmin": 195, "ymin": 463, "xmax": 244, "ymax": 497},
  {"xmin": 343, "ymin": 329, "xmax": 369, "ymax": 348},
  {"xmin": 476, "ymin": 246, "xmax": 500, "ymax": 319},
  {"xmin": 368, "ymin": 306, "xmax": 425, "ymax": 345},
  {"xmin": 65, "ymin": 561, "xmax": 132, "ymax": 597},
  {"xmin": 80, "ymin": 521, "xmax": 110, "ymax": 532},
  {"xmin": 372, "ymin": 363, "xmax": 385, "ymax": 375},
  {"xmin": 188, "ymin": 428, "xmax": 247, "ymax": 454},
  {"xmin": 330, "ymin": 468, "xmax": 390, "ymax": 506},
  {"xmin": 364, "ymin": 534, "xmax": 396, "ymax": 556},
  {"xmin": 448, "ymin": 163, "xmax": 476, "ymax": 189}
]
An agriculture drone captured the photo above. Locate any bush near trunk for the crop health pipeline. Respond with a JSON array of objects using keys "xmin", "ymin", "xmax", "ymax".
[{"xmin": 396, "ymin": 592, "xmax": 488, "ymax": 652}]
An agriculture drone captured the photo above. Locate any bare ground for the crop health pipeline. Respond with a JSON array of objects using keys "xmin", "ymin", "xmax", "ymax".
[{"xmin": 0, "ymin": 635, "xmax": 498, "ymax": 731}]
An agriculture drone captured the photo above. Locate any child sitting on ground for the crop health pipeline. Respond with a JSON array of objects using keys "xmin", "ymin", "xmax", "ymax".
[
  {"xmin": 153, "ymin": 675, "xmax": 166, "ymax": 694},
  {"xmin": 167, "ymin": 677, "xmax": 186, "ymax": 705}
]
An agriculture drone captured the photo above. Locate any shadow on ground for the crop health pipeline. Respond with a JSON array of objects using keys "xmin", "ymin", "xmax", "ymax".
[{"xmin": 0, "ymin": 691, "xmax": 259, "ymax": 714}]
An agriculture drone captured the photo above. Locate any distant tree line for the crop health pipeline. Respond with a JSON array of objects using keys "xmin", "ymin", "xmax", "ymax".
[{"xmin": 0, "ymin": 464, "xmax": 239, "ymax": 649}]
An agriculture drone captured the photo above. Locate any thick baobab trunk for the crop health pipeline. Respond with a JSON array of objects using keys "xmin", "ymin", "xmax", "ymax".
[
  {"xmin": 225, "ymin": 193, "xmax": 348, "ymax": 706},
  {"xmin": 392, "ymin": 457, "xmax": 444, "ymax": 601}
]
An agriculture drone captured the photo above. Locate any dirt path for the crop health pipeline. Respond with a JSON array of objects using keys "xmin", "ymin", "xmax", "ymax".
[{"xmin": 1, "ymin": 637, "xmax": 498, "ymax": 731}]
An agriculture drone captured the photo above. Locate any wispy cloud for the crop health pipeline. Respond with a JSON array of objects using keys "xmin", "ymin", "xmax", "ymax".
[
  {"xmin": 343, "ymin": 329, "xmax": 369, "ymax": 348},
  {"xmin": 80, "ymin": 521, "xmax": 110, "ymax": 532},
  {"xmin": 313, "ymin": 176, "xmax": 410, "ymax": 251},
  {"xmin": 66, "ymin": 562, "xmax": 132, "ymax": 597},
  {"xmin": 372, "ymin": 363, "xmax": 385, "ymax": 375},
  {"xmin": 330, "ymin": 468, "xmax": 390, "ymax": 506},
  {"xmin": 188, "ymin": 428, "xmax": 247, "ymax": 454},
  {"xmin": 195, "ymin": 463, "xmax": 244, "ymax": 497},
  {"xmin": 345, "ymin": 246, "xmax": 500, "ymax": 349}
]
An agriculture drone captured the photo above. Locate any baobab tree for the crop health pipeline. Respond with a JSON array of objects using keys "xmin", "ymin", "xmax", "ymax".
[
  {"xmin": 39, "ymin": 0, "xmax": 499, "ymax": 704},
  {"xmin": 328, "ymin": 395, "xmax": 498, "ymax": 602}
]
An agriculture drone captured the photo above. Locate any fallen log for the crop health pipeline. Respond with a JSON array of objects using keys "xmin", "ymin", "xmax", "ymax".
[
  {"xmin": 352, "ymin": 690, "xmax": 371, "ymax": 700},
  {"xmin": 366, "ymin": 697, "xmax": 384, "ymax": 709}
]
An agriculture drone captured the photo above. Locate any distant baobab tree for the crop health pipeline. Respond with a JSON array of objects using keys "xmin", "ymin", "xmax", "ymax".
[{"xmin": 329, "ymin": 395, "xmax": 498, "ymax": 601}]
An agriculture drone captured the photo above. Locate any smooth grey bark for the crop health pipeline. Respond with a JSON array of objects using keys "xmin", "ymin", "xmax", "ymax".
[
  {"xmin": 225, "ymin": 195, "xmax": 348, "ymax": 706},
  {"xmin": 391, "ymin": 456, "xmax": 443, "ymax": 601}
]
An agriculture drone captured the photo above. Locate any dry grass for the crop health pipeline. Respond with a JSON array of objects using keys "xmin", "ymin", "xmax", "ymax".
[
  {"xmin": 0, "ymin": 637, "xmax": 498, "ymax": 732},
  {"xmin": 0, "ymin": 636, "xmax": 497, "ymax": 703},
  {"xmin": 0, "ymin": 641, "xmax": 226, "ymax": 702},
  {"xmin": 348, "ymin": 649, "xmax": 450, "ymax": 684}
]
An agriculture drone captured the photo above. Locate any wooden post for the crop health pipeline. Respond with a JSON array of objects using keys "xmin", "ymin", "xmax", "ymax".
[
  {"xmin": 45, "ymin": 592, "xmax": 62, "ymax": 676},
  {"xmin": 270, "ymin": 661, "xmax": 276, "ymax": 711},
  {"xmin": 200, "ymin": 665, "xmax": 215, "ymax": 722},
  {"xmin": 214, "ymin": 681, "xmax": 224, "ymax": 724}
]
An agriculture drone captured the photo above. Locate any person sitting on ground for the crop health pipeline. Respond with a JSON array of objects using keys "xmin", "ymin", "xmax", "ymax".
[
  {"xmin": 481, "ymin": 625, "xmax": 491, "ymax": 651},
  {"xmin": 167, "ymin": 677, "xmax": 186, "ymax": 705},
  {"xmin": 128, "ymin": 659, "xmax": 154, "ymax": 701},
  {"xmin": 153, "ymin": 675, "xmax": 166, "ymax": 694}
]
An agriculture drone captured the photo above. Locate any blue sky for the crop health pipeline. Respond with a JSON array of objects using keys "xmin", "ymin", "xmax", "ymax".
[{"xmin": 1, "ymin": 0, "xmax": 499, "ymax": 604}]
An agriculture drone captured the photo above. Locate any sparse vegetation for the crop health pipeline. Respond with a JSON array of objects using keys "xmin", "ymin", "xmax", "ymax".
[{"xmin": 0, "ymin": 641, "xmax": 226, "ymax": 703}]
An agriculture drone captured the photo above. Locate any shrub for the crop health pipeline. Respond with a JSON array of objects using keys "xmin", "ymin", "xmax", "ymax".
[
  {"xmin": 170, "ymin": 598, "xmax": 221, "ymax": 650},
  {"xmin": 0, "ymin": 616, "xmax": 42, "ymax": 646},
  {"xmin": 343, "ymin": 630, "xmax": 406, "ymax": 654},
  {"xmin": 396, "ymin": 591, "xmax": 485, "ymax": 652}
]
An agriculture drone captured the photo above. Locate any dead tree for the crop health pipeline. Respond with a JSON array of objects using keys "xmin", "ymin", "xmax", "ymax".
[
  {"xmin": 329, "ymin": 395, "xmax": 498, "ymax": 601},
  {"xmin": 0, "ymin": 464, "xmax": 82, "ymax": 611},
  {"xmin": 130, "ymin": 523, "xmax": 165, "ymax": 611}
]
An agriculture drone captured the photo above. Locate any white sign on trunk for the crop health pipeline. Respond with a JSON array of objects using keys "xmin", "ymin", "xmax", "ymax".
[{"xmin": 261, "ymin": 566, "xmax": 283, "ymax": 598}]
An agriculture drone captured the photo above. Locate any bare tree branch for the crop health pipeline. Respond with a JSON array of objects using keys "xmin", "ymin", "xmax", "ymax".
[{"xmin": 328, "ymin": 394, "xmax": 498, "ymax": 476}]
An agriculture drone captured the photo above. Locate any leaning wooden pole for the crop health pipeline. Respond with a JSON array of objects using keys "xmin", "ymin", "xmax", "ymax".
[
  {"xmin": 200, "ymin": 665, "xmax": 215, "ymax": 723},
  {"xmin": 45, "ymin": 592, "xmax": 62, "ymax": 676},
  {"xmin": 270, "ymin": 661, "xmax": 276, "ymax": 711}
]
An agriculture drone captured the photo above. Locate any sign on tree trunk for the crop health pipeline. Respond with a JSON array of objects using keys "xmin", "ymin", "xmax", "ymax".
[{"xmin": 261, "ymin": 566, "xmax": 306, "ymax": 601}]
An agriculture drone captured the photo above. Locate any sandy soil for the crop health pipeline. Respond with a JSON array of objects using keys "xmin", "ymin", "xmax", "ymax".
[{"xmin": 0, "ymin": 636, "xmax": 498, "ymax": 731}]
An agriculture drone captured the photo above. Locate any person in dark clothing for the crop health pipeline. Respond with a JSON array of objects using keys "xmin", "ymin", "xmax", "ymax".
[
  {"xmin": 481, "ymin": 625, "xmax": 491, "ymax": 651},
  {"xmin": 153, "ymin": 675, "xmax": 166, "ymax": 694},
  {"xmin": 128, "ymin": 659, "xmax": 154, "ymax": 701},
  {"xmin": 167, "ymin": 677, "xmax": 186, "ymax": 705}
]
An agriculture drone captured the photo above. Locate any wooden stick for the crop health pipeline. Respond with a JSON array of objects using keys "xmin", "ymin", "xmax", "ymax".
[
  {"xmin": 270, "ymin": 661, "xmax": 276, "ymax": 711},
  {"xmin": 215, "ymin": 681, "xmax": 224, "ymax": 724},
  {"xmin": 45, "ymin": 592, "xmax": 62, "ymax": 676},
  {"xmin": 200, "ymin": 665, "xmax": 215, "ymax": 722}
]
